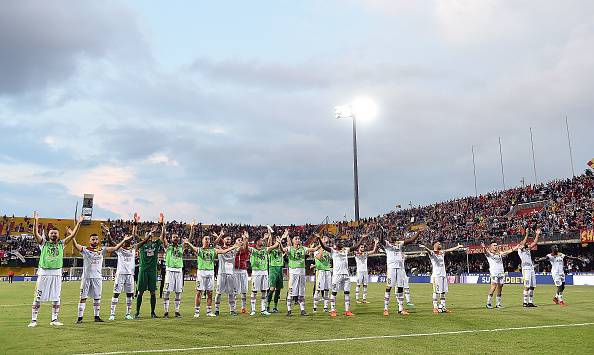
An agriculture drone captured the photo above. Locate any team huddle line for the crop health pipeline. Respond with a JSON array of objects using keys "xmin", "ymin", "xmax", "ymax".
[{"xmin": 27, "ymin": 212, "xmax": 584, "ymax": 327}]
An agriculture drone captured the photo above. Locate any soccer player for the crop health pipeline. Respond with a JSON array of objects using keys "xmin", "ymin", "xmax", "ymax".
[
  {"xmin": 380, "ymin": 231, "xmax": 419, "ymax": 316},
  {"xmin": 184, "ymin": 225, "xmax": 227, "ymax": 317},
  {"xmin": 266, "ymin": 227, "xmax": 286, "ymax": 313},
  {"xmin": 248, "ymin": 231, "xmax": 278, "ymax": 316},
  {"xmin": 135, "ymin": 216, "xmax": 165, "ymax": 319},
  {"xmin": 233, "ymin": 231, "xmax": 250, "ymax": 313},
  {"xmin": 317, "ymin": 236, "xmax": 362, "ymax": 317},
  {"xmin": 160, "ymin": 221, "xmax": 185, "ymax": 318},
  {"xmin": 355, "ymin": 237, "xmax": 379, "ymax": 304},
  {"xmin": 312, "ymin": 234, "xmax": 332, "ymax": 313},
  {"xmin": 517, "ymin": 228, "xmax": 540, "ymax": 307},
  {"xmin": 104, "ymin": 222, "xmax": 148, "ymax": 321},
  {"xmin": 214, "ymin": 232, "xmax": 243, "ymax": 316},
  {"xmin": 281, "ymin": 232, "xmax": 319, "ymax": 316},
  {"xmin": 28, "ymin": 212, "xmax": 82, "ymax": 327},
  {"xmin": 482, "ymin": 241, "xmax": 517, "ymax": 309},
  {"xmin": 419, "ymin": 242, "xmax": 464, "ymax": 314},
  {"xmin": 73, "ymin": 231, "xmax": 108, "ymax": 323},
  {"xmin": 535, "ymin": 246, "xmax": 585, "ymax": 306}
]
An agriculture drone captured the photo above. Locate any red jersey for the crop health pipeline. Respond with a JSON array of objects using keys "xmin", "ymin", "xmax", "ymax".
[{"xmin": 234, "ymin": 248, "xmax": 250, "ymax": 270}]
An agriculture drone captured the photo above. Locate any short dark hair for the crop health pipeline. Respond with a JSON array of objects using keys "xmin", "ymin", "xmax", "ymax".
[
  {"xmin": 90, "ymin": 233, "xmax": 99, "ymax": 238},
  {"xmin": 49, "ymin": 227, "xmax": 59, "ymax": 232}
]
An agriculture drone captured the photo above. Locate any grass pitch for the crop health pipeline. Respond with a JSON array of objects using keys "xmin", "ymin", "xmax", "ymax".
[{"xmin": 1, "ymin": 281, "xmax": 593, "ymax": 354}]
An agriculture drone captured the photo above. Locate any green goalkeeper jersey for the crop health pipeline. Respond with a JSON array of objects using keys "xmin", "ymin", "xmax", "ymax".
[
  {"xmin": 139, "ymin": 239, "xmax": 162, "ymax": 271},
  {"xmin": 268, "ymin": 248, "xmax": 284, "ymax": 267}
]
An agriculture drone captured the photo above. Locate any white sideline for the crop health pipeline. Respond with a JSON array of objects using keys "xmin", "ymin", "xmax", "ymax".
[{"xmin": 75, "ymin": 322, "xmax": 594, "ymax": 355}]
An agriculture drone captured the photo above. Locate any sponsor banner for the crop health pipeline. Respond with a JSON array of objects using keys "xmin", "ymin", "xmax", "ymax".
[
  {"xmin": 466, "ymin": 243, "xmax": 536, "ymax": 254},
  {"xmin": 580, "ymin": 229, "xmax": 594, "ymax": 244},
  {"xmin": 573, "ymin": 274, "xmax": 594, "ymax": 286},
  {"xmin": 460, "ymin": 272, "xmax": 574, "ymax": 285}
]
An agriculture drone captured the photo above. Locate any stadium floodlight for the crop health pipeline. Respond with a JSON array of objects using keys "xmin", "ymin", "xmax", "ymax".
[{"xmin": 334, "ymin": 97, "xmax": 377, "ymax": 222}]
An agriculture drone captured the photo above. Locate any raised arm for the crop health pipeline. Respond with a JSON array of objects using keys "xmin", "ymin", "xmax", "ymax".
[
  {"xmin": 444, "ymin": 244, "xmax": 464, "ymax": 254},
  {"xmin": 72, "ymin": 237, "xmax": 84, "ymax": 253},
  {"xmin": 534, "ymin": 256, "xmax": 548, "ymax": 263},
  {"xmin": 418, "ymin": 244, "xmax": 432, "ymax": 254},
  {"xmin": 63, "ymin": 215, "xmax": 83, "ymax": 244},
  {"xmin": 241, "ymin": 231, "xmax": 249, "ymax": 250},
  {"xmin": 105, "ymin": 234, "xmax": 133, "ymax": 253},
  {"xmin": 159, "ymin": 218, "xmax": 168, "ymax": 248},
  {"xmin": 370, "ymin": 238, "xmax": 379, "ymax": 254},
  {"xmin": 213, "ymin": 230, "xmax": 224, "ymax": 246},
  {"xmin": 266, "ymin": 236, "xmax": 281, "ymax": 252},
  {"xmin": 32, "ymin": 211, "xmax": 43, "ymax": 244},
  {"xmin": 529, "ymin": 228, "xmax": 541, "ymax": 248},
  {"xmin": 101, "ymin": 223, "xmax": 113, "ymax": 246},
  {"xmin": 353, "ymin": 234, "xmax": 367, "ymax": 252},
  {"xmin": 183, "ymin": 238, "xmax": 198, "ymax": 253},
  {"xmin": 403, "ymin": 231, "xmax": 420, "ymax": 245},
  {"xmin": 316, "ymin": 235, "xmax": 331, "ymax": 253}
]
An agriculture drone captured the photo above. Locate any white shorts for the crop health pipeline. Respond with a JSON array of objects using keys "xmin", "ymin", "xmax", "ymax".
[
  {"xmin": 332, "ymin": 274, "xmax": 351, "ymax": 293},
  {"xmin": 522, "ymin": 269, "xmax": 536, "ymax": 288},
  {"xmin": 386, "ymin": 268, "xmax": 407, "ymax": 288},
  {"xmin": 356, "ymin": 271, "xmax": 369, "ymax": 285},
  {"xmin": 196, "ymin": 271, "xmax": 214, "ymax": 292},
  {"xmin": 251, "ymin": 274, "xmax": 269, "ymax": 292},
  {"xmin": 552, "ymin": 274, "xmax": 565, "ymax": 287},
  {"xmin": 35, "ymin": 275, "xmax": 62, "ymax": 302},
  {"xmin": 80, "ymin": 278, "xmax": 103, "ymax": 299},
  {"xmin": 431, "ymin": 275, "xmax": 448, "ymax": 294},
  {"xmin": 288, "ymin": 273, "xmax": 306, "ymax": 297},
  {"xmin": 234, "ymin": 270, "xmax": 248, "ymax": 294},
  {"xmin": 113, "ymin": 274, "xmax": 135, "ymax": 294},
  {"xmin": 164, "ymin": 270, "xmax": 183, "ymax": 293},
  {"xmin": 490, "ymin": 273, "xmax": 505, "ymax": 285},
  {"xmin": 316, "ymin": 270, "xmax": 332, "ymax": 290},
  {"xmin": 217, "ymin": 273, "xmax": 235, "ymax": 294}
]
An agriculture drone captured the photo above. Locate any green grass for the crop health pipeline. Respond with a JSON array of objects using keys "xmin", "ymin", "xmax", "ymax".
[{"xmin": 1, "ymin": 281, "xmax": 593, "ymax": 354}]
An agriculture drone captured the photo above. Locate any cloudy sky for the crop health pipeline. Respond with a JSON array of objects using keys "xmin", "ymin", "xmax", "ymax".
[{"xmin": 1, "ymin": 0, "xmax": 593, "ymax": 224}]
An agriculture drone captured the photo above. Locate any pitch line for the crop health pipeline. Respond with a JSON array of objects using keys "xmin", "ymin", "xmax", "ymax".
[{"xmin": 75, "ymin": 322, "xmax": 594, "ymax": 355}]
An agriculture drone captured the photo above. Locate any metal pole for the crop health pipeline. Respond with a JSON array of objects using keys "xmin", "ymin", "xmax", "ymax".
[
  {"xmin": 498, "ymin": 137, "xmax": 506, "ymax": 189},
  {"xmin": 471, "ymin": 145, "xmax": 478, "ymax": 197},
  {"xmin": 352, "ymin": 114, "xmax": 360, "ymax": 222},
  {"xmin": 529, "ymin": 127, "xmax": 538, "ymax": 184},
  {"xmin": 565, "ymin": 115, "xmax": 575, "ymax": 177}
]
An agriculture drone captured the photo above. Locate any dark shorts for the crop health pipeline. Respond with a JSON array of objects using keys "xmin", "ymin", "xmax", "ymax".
[
  {"xmin": 268, "ymin": 266, "xmax": 284, "ymax": 289},
  {"xmin": 137, "ymin": 269, "xmax": 157, "ymax": 292}
]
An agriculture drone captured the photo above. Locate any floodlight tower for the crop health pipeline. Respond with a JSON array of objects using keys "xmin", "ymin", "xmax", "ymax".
[{"xmin": 334, "ymin": 97, "xmax": 377, "ymax": 222}]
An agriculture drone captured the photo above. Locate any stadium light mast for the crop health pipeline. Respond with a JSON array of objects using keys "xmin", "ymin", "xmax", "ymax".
[{"xmin": 334, "ymin": 97, "xmax": 377, "ymax": 222}]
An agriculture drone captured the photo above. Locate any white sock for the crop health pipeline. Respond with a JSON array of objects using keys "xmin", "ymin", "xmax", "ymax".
[
  {"xmin": 206, "ymin": 305, "xmax": 212, "ymax": 314},
  {"xmin": 110, "ymin": 297, "xmax": 119, "ymax": 316},
  {"xmin": 363, "ymin": 286, "xmax": 367, "ymax": 301},
  {"xmin": 174, "ymin": 293, "xmax": 181, "ymax": 312},
  {"xmin": 93, "ymin": 300, "xmax": 101, "ymax": 317},
  {"xmin": 261, "ymin": 292, "xmax": 267, "ymax": 312},
  {"xmin": 163, "ymin": 292, "xmax": 170, "ymax": 313},
  {"xmin": 323, "ymin": 291, "xmax": 329, "ymax": 309},
  {"xmin": 330, "ymin": 293, "xmax": 336, "ymax": 312},
  {"xmin": 440, "ymin": 295, "xmax": 446, "ymax": 308},
  {"xmin": 286, "ymin": 296, "xmax": 293, "ymax": 311},
  {"xmin": 241, "ymin": 293, "xmax": 247, "ymax": 309},
  {"xmin": 496, "ymin": 296, "xmax": 502, "ymax": 306},
  {"xmin": 215, "ymin": 293, "xmax": 221, "ymax": 312},
  {"xmin": 126, "ymin": 296, "xmax": 132, "ymax": 315},
  {"xmin": 523, "ymin": 290, "xmax": 528, "ymax": 304},
  {"xmin": 251, "ymin": 292, "xmax": 257, "ymax": 312},
  {"xmin": 229, "ymin": 293, "xmax": 236, "ymax": 312},
  {"xmin": 299, "ymin": 297, "xmax": 305, "ymax": 312},
  {"xmin": 487, "ymin": 294, "xmax": 493, "ymax": 305},
  {"xmin": 558, "ymin": 293, "xmax": 563, "ymax": 302},
  {"xmin": 345, "ymin": 293, "xmax": 350, "ymax": 312},
  {"xmin": 384, "ymin": 291, "xmax": 390, "ymax": 310},
  {"xmin": 404, "ymin": 288, "xmax": 411, "ymax": 303},
  {"xmin": 51, "ymin": 301, "xmax": 60, "ymax": 321},
  {"xmin": 355, "ymin": 285, "xmax": 360, "ymax": 301},
  {"xmin": 78, "ymin": 302, "xmax": 86, "ymax": 318},
  {"xmin": 396, "ymin": 292, "xmax": 404, "ymax": 312},
  {"xmin": 31, "ymin": 301, "xmax": 40, "ymax": 322},
  {"xmin": 432, "ymin": 292, "xmax": 438, "ymax": 308},
  {"xmin": 195, "ymin": 306, "xmax": 200, "ymax": 315},
  {"xmin": 528, "ymin": 289, "xmax": 534, "ymax": 303},
  {"xmin": 313, "ymin": 291, "xmax": 319, "ymax": 309}
]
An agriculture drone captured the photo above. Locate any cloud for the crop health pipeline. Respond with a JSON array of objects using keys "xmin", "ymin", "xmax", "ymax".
[{"xmin": 0, "ymin": 0, "xmax": 145, "ymax": 96}]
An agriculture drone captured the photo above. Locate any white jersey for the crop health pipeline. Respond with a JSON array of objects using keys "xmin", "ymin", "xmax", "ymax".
[
  {"xmin": 517, "ymin": 248, "xmax": 534, "ymax": 270},
  {"xmin": 354, "ymin": 251, "xmax": 368, "ymax": 273},
  {"xmin": 218, "ymin": 249, "xmax": 237, "ymax": 275},
  {"xmin": 547, "ymin": 254, "xmax": 565, "ymax": 275},
  {"xmin": 485, "ymin": 252, "xmax": 504, "ymax": 275},
  {"xmin": 331, "ymin": 248, "xmax": 350, "ymax": 275},
  {"xmin": 385, "ymin": 241, "xmax": 405, "ymax": 269},
  {"xmin": 428, "ymin": 251, "xmax": 446, "ymax": 277},
  {"xmin": 81, "ymin": 247, "xmax": 107, "ymax": 279},
  {"xmin": 115, "ymin": 248, "xmax": 135, "ymax": 275}
]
